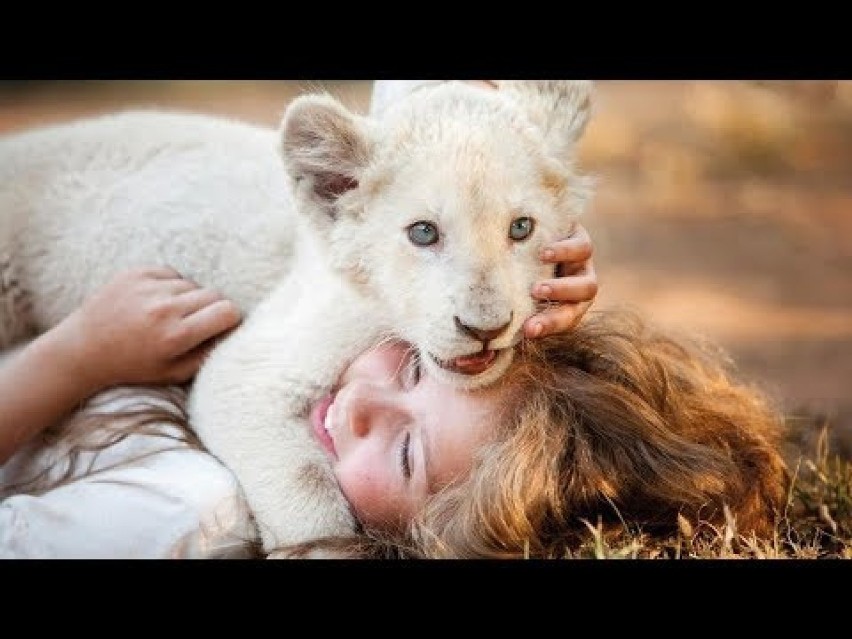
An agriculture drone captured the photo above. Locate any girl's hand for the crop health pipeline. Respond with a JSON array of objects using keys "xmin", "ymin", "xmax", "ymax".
[
  {"xmin": 524, "ymin": 224, "xmax": 598, "ymax": 338},
  {"xmin": 60, "ymin": 266, "xmax": 243, "ymax": 390}
]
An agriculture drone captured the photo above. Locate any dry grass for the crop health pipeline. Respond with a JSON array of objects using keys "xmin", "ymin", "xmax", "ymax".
[{"xmin": 561, "ymin": 419, "xmax": 852, "ymax": 560}]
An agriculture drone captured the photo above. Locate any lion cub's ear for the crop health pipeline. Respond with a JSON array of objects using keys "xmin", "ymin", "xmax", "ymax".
[
  {"xmin": 280, "ymin": 94, "xmax": 372, "ymax": 216},
  {"xmin": 496, "ymin": 81, "xmax": 593, "ymax": 161}
]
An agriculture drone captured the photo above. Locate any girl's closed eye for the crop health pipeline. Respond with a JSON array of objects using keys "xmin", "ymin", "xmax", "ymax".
[{"xmin": 400, "ymin": 431, "xmax": 412, "ymax": 480}]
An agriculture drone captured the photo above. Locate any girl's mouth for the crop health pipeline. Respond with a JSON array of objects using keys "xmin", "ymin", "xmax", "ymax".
[{"xmin": 310, "ymin": 392, "xmax": 337, "ymax": 458}]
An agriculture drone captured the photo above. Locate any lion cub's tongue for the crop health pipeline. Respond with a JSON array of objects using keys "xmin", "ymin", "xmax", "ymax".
[{"xmin": 451, "ymin": 350, "xmax": 497, "ymax": 376}]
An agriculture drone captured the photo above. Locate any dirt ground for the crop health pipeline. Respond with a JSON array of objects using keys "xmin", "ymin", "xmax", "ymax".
[{"xmin": 2, "ymin": 80, "xmax": 850, "ymax": 453}]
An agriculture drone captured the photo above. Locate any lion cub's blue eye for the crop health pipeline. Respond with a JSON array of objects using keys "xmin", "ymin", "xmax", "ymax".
[
  {"xmin": 408, "ymin": 221, "xmax": 440, "ymax": 246},
  {"xmin": 509, "ymin": 217, "xmax": 535, "ymax": 241}
]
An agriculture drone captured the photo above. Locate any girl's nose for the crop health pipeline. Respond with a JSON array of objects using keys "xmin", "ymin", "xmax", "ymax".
[{"xmin": 346, "ymin": 382, "xmax": 398, "ymax": 439}]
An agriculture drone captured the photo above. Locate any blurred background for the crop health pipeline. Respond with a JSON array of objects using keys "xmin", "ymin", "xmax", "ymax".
[{"xmin": 1, "ymin": 80, "xmax": 850, "ymax": 453}]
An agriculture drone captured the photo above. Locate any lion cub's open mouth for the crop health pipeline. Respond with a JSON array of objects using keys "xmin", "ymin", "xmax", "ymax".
[{"xmin": 430, "ymin": 349, "xmax": 500, "ymax": 376}]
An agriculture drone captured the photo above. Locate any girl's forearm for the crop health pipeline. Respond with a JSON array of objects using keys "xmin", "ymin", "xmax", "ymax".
[{"xmin": 0, "ymin": 324, "xmax": 101, "ymax": 464}]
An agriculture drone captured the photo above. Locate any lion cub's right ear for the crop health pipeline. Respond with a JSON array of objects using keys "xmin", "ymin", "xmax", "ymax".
[
  {"xmin": 280, "ymin": 94, "xmax": 372, "ymax": 217},
  {"xmin": 496, "ymin": 81, "xmax": 593, "ymax": 162}
]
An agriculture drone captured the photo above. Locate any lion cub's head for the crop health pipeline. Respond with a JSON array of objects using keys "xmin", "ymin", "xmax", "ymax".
[{"xmin": 280, "ymin": 81, "xmax": 593, "ymax": 389}]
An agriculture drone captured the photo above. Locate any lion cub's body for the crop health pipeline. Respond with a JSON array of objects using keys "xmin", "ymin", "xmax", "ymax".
[
  {"xmin": 0, "ymin": 112, "xmax": 294, "ymax": 345},
  {"xmin": 0, "ymin": 82, "xmax": 593, "ymax": 551}
]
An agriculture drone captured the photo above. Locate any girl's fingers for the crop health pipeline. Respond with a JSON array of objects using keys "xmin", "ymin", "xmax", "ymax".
[
  {"xmin": 526, "ymin": 249, "xmax": 599, "ymax": 338},
  {"xmin": 138, "ymin": 265, "xmax": 186, "ymax": 280},
  {"xmin": 532, "ymin": 269, "xmax": 598, "ymax": 304},
  {"xmin": 175, "ymin": 287, "xmax": 226, "ymax": 318},
  {"xmin": 524, "ymin": 300, "xmax": 593, "ymax": 339},
  {"xmin": 177, "ymin": 299, "xmax": 242, "ymax": 353},
  {"xmin": 539, "ymin": 225, "xmax": 593, "ymax": 265},
  {"xmin": 135, "ymin": 267, "xmax": 200, "ymax": 295},
  {"xmin": 158, "ymin": 277, "xmax": 200, "ymax": 297}
]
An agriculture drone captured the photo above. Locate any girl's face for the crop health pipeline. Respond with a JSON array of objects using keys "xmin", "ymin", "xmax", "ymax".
[{"xmin": 309, "ymin": 342, "xmax": 498, "ymax": 530}]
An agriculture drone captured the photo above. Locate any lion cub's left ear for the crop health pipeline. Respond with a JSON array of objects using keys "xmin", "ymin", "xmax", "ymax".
[{"xmin": 280, "ymin": 94, "xmax": 372, "ymax": 216}]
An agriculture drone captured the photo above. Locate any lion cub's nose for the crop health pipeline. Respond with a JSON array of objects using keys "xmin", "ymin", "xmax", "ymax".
[{"xmin": 454, "ymin": 314, "xmax": 513, "ymax": 343}]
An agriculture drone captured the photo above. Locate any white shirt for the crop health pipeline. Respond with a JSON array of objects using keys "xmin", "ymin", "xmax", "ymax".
[{"xmin": 0, "ymin": 387, "xmax": 258, "ymax": 559}]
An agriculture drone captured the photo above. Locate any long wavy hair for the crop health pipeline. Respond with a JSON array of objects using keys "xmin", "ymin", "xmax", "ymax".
[
  {"xmin": 391, "ymin": 310, "xmax": 789, "ymax": 558},
  {"xmin": 0, "ymin": 385, "xmax": 202, "ymax": 499}
]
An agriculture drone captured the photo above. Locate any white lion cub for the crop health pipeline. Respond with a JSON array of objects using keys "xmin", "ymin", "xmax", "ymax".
[{"xmin": 0, "ymin": 81, "xmax": 593, "ymax": 552}]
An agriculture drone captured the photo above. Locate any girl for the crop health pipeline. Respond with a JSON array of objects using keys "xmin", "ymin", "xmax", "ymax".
[
  {"xmin": 285, "ymin": 311, "xmax": 787, "ymax": 558},
  {"xmin": 1, "ymin": 304, "xmax": 787, "ymax": 558}
]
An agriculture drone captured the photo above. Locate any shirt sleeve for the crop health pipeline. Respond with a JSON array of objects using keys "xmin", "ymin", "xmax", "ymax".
[
  {"xmin": 0, "ymin": 442, "xmax": 257, "ymax": 559},
  {"xmin": 1, "ymin": 382, "xmax": 259, "ymax": 559}
]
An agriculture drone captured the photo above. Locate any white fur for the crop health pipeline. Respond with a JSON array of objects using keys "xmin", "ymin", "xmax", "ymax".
[{"xmin": 0, "ymin": 81, "xmax": 594, "ymax": 551}]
